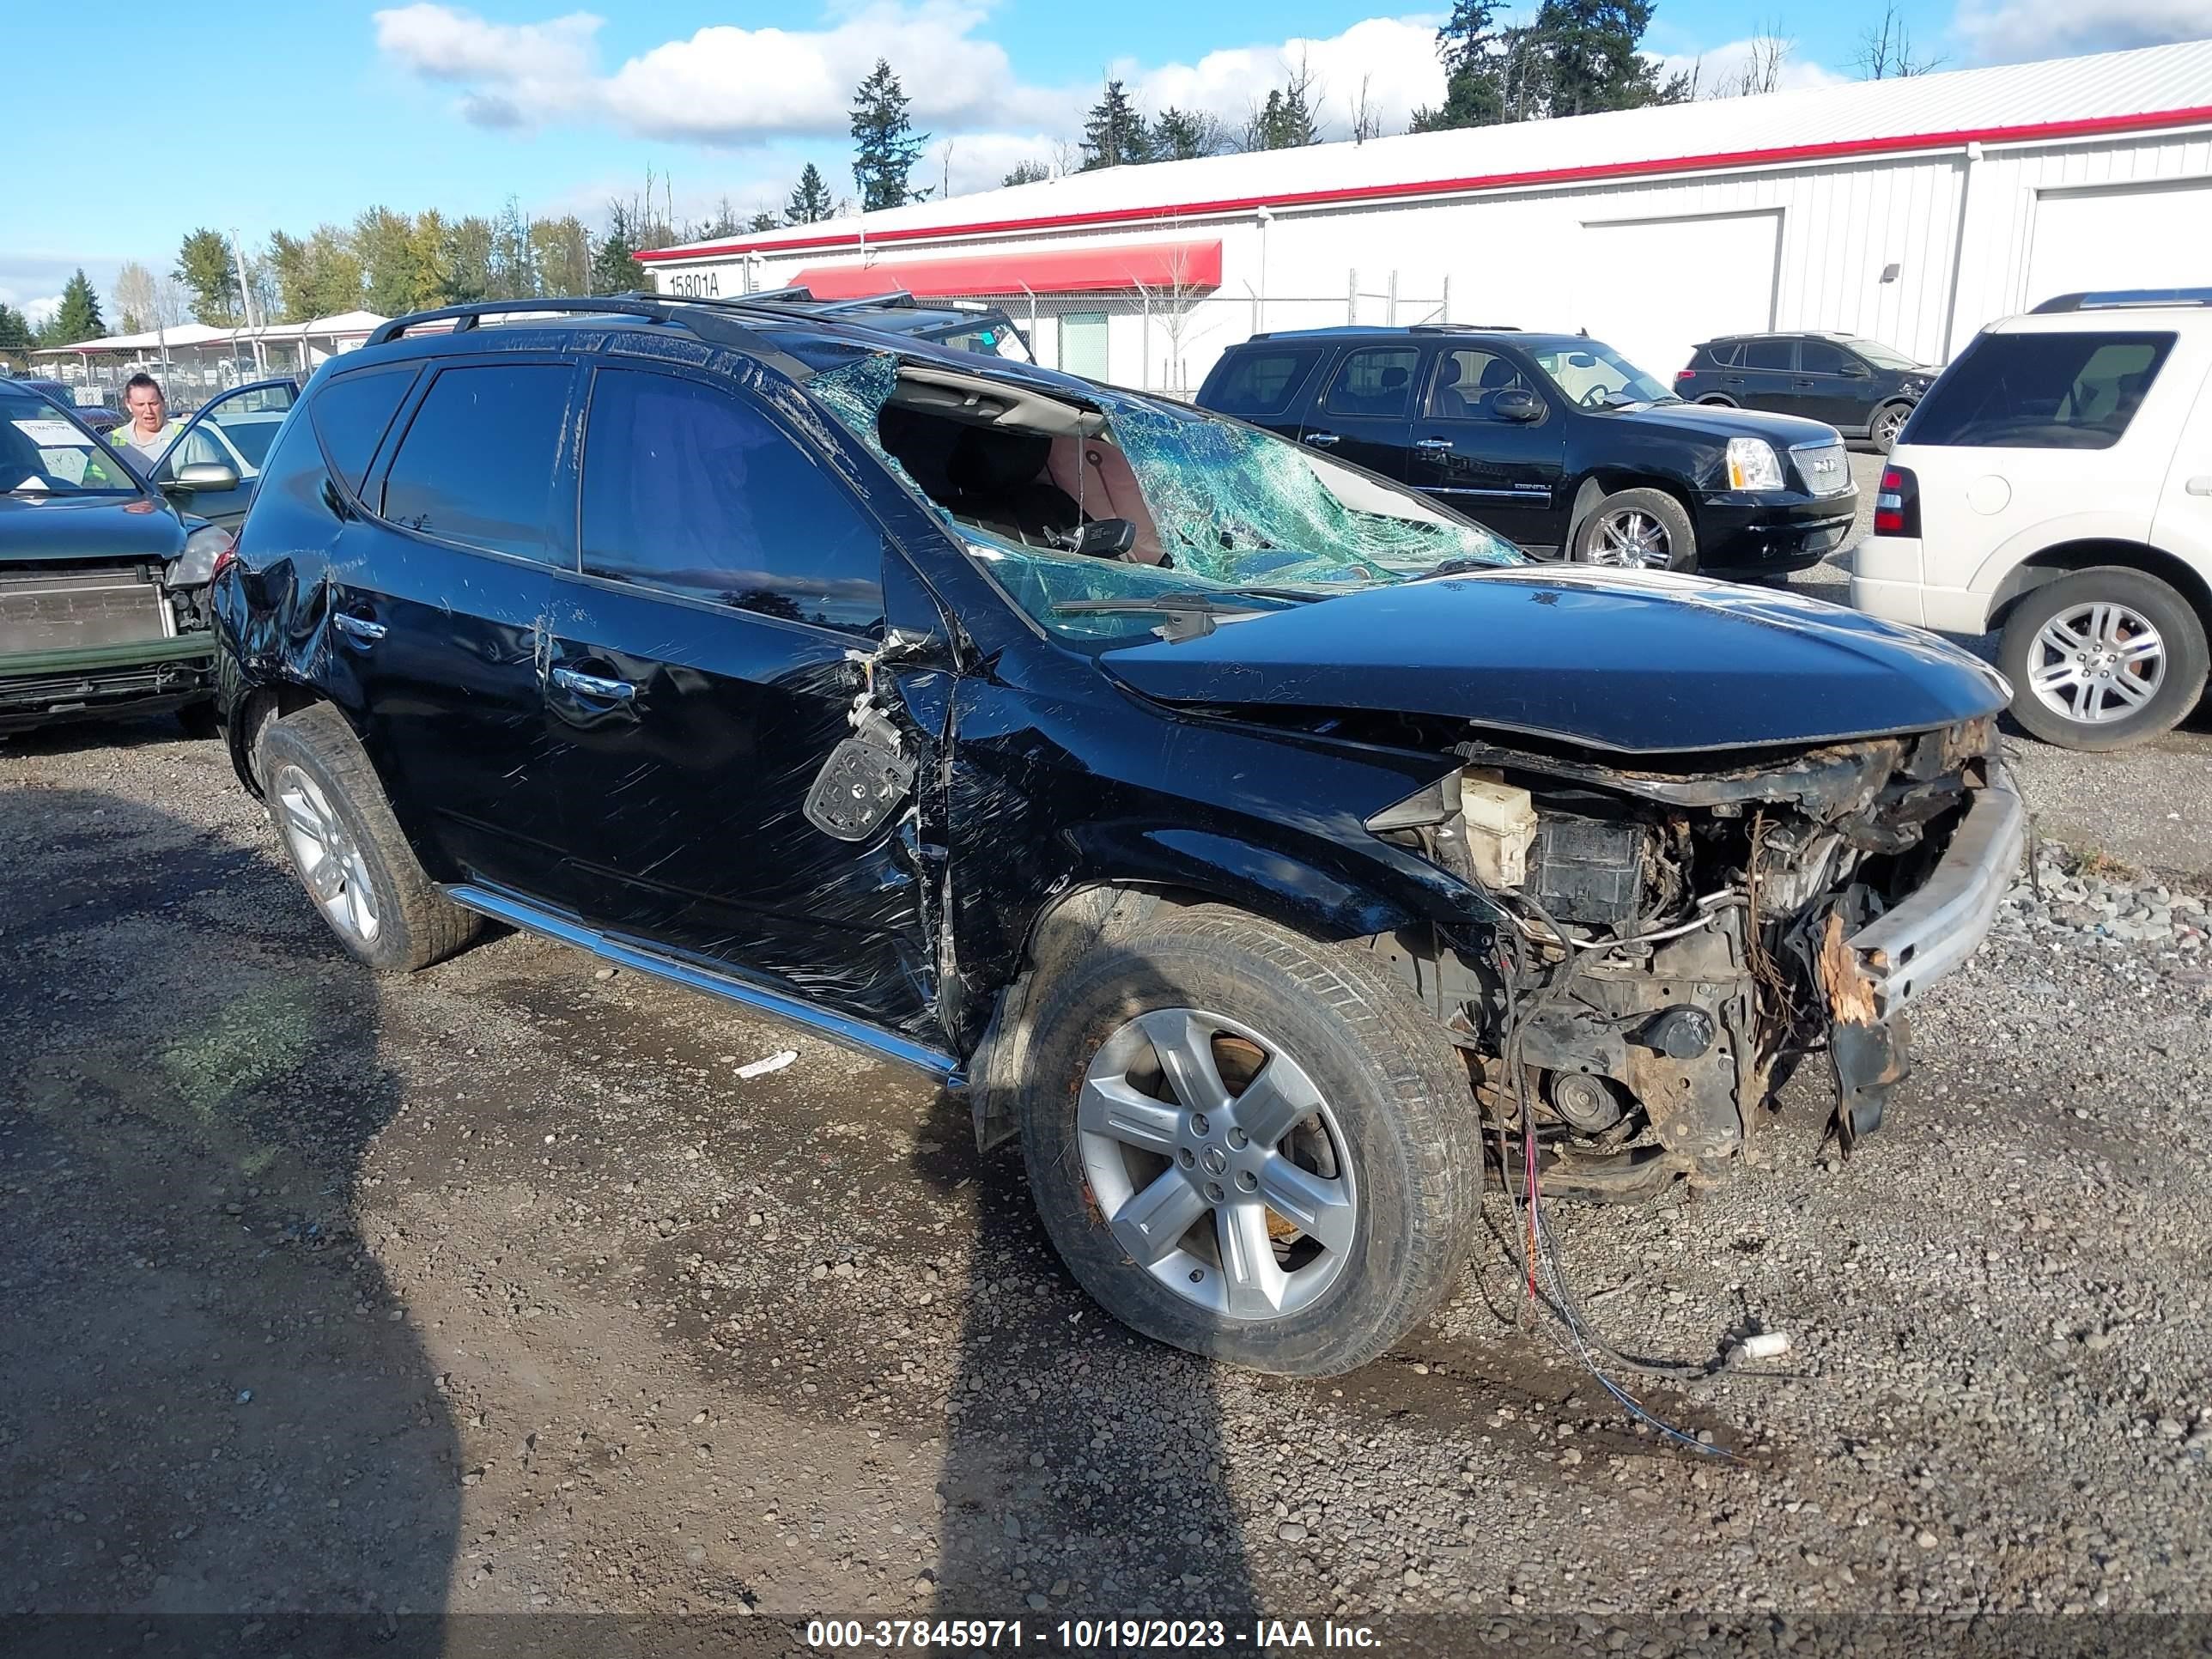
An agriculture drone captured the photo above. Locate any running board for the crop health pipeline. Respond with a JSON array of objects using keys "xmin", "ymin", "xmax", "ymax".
[{"xmin": 442, "ymin": 883, "xmax": 963, "ymax": 1082}]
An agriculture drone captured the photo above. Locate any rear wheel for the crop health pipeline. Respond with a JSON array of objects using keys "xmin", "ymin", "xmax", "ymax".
[
  {"xmin": 1015, "ymin": 905, "xmax": 1480, "ymax": 1376},
  {"xmin": 1998, "ymin": 567, "xmax": 2209, "ymax": 750},
  {"xmin": 1572, "ymin": 487, "xmax": 1697, "ymax": 571},
  {"xmin": 1870, "ymin": 401, "xmax": 1912, "ymax": 453},
  {"xmin": 259, "ymin": 702, "xmax": 480, "ymax": 971}
]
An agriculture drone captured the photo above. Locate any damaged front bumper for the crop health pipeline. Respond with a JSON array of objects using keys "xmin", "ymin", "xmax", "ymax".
[{"xmin": 1837, "ymin": 773, "xmax": 2026, "ymax": 1021}]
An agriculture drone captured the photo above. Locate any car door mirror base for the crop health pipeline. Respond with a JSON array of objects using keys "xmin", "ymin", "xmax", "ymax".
[{"xmin": 805, "ymin": 732, "xmax": 917, "ymax": 841}]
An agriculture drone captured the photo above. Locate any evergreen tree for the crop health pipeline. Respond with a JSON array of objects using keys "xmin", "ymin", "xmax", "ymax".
[
  {"xmin": 41, "ymin": 269, "xmax": 106, "ymax": 344},
  {"xmin": 1079, "ymin": 80, "xmax": 1152, "ymax": 169},
  {"xmin": 748, "ymin": 210, "xmax": 780, "ymax": 233},
  {"xmin": 1243, "ymin": 83, "xmax": 1320, "ymax": 151},
  {"xmin": 786, "ymin": 164, "xmax": 836, "ymax": 225},
  {"xmin": 1152, "ymin": 108, "xmax": 1228, "ymax": 160},
  {"xmin": 1412, "ymin": 0, "xmax": 1515, "ymax": 129},
  {"xmin": 354, "ymin": 206, "xmax": 421, "ymax": 317},
  {"xmin": 489, "ymin": 197, "xmax": 536, "ymax": 301},
  {"xmin": 1535, "ymin": 0, "xmax": 1685, "ymax": 116},
  {"xmin": 173, "ymin": 228, "xmax": 242, "ymax": 325},
  {"xmin": 591, "ymin": 204, "xmax": 641, "ymax": 294},
  {"xmin": 1001, "ymin": 160, "xmax": 1052, "ymax": 186},
  {"xmin": 0, "ymin": 302, "xmax": 33, "ymax": 363},
  {"xmin": 849, "ymin": 61, "xmax": 927, "ymax": 211}
]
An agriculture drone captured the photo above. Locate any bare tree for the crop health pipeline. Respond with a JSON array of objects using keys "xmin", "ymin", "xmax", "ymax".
[
  {"xmin": 1350, "ymin": 75, "xmax": 1386, "ymax": 144},
  {"xmin": 1133, "ymin": 228, "xmax": 1219, "ymax": 395},
  {"xmin": 112, "ymin": 261, "xmax": 159, "ymax": 334},
  {"xmin": 1713, "ymin": 25, "xmax": 1790, "ymax": 98},
  {"xmin": 1854, "ymin": 2, "xmax": 1946, "ymax": 78}
]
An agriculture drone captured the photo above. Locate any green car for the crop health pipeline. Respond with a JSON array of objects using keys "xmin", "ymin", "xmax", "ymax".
[{"xmin": 2, "ymin": 381, "xmax": 237, "ymax": 735}]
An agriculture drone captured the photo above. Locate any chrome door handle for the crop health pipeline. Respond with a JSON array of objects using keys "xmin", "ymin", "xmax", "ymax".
[
  {"xmin": 551, "ymin": 666, "xmax": 635, "ymax": 702},
  {"xmin": 2188, "ymin": 476, "xmax": 2212, "ymax": 495},
  {"xmin": 331, "ymin": 612, "xmax": 386, "ymax": 643},
  {"xmin": 1413, "ymin": 437, "xmax": 1454, "ymax": 451},
  {"xmin": 1301, "ymin": 431, "xmax": 1340, "ymax": 447}
]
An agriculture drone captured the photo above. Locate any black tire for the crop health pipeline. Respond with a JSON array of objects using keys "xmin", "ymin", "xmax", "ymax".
[
  {"xmin": 1695, "ymin": 395, "xmax": 1736, "ymax": 408},
  {"xmin": 258, "ymin": 702, "xmax": 480, "ymax": 971},
  {"xmin": 176, "ymin": 700, "xmax": 220, "ymax": 740},
  {"xmin": 1015, "ymin": 904, "xmax": 1481, "ymax": 1376},
  {"xmin": 1998, "ymin": 567, "xmax": 2209, "ymax": 751},
  {"xmin": 1571, "ymin": 486, "xmax": 1697, "ymax": 571},
  {"xmin": 1870, "ymin": 401, "xmax": 1912, "ymax": 454}
]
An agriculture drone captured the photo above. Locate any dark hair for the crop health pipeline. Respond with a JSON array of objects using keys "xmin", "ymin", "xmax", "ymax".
[{"xmin": 125, "ymin": 373, "xmax": 162, "ymax": 398}]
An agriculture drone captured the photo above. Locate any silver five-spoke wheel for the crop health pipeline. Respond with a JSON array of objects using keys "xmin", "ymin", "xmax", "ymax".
[
  {"xmin": 1587, "ymin": 508, "xmax": 1672, "ymax": 568},
  {"xmin": 273, "ymin": 762, "xmax": 381, "ymax": 945},
  {"xmin": 2026, "ymin": 601, "xmax": 2165, "ymax": 726},
  {"xmin": 1077, "ymin": 1006, "xmax": 1356, "ymax": 1323}
]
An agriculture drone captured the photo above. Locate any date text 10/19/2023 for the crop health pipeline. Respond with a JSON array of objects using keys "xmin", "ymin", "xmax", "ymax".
[{"xmin": 806, "ymin": 1619, "xmax": 1383, "ymax": 1650}]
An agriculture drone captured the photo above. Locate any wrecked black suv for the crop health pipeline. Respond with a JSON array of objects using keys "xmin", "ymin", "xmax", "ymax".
[{"xmin": 211, "ymin": 295, "xmax": 2023, "ymax": 1376}]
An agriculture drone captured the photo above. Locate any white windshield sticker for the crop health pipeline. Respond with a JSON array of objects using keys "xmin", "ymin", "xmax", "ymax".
[
  {"xmin": 38, "ymin": 448, "xmax": 90, "ymax": 484},
  {"xmin": 11, "ymin": 417, "xmax": 87, "ymax": 446}
]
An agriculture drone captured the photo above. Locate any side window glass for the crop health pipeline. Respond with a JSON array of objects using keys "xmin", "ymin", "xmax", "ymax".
[
  {"xmin": 580, "ymin": 369, "xmax": 885, "ymax": 635},
  {"xmin": 1742, "ymin": 338, "xmax": 1795, "ymax": 371},
  {"xmin": 380, "ymin": 363, "xmax": 569, "ymax": 561},
  {"xmin": 1322, "ymin": 348, "xmax": 1420, "ymax": 418},
  {"xmin": 201, "ymin": 382, "xmax": 297, "ymax": 472},
  {"xmin": 1710, "ymin": 342, "xmax": 1742, "ymax": 368},
  {"xmin": 1213, "ymin": 350, "xmax": 1318, "ymax": 416},
  {"xmin": 1907, "ymin": 331, "xmax": 2173, "ymax": 450},
  {"xmin": 1798, "ymin": 341, "xmax": 1848, "ymax": 375},
  {"xmin": 1425, "ymin": 349, "xmax": 1528, "ymax": 421},
  {"xmin": 310, "ymin": 364, "xmax": 422, "ymax": 494}
]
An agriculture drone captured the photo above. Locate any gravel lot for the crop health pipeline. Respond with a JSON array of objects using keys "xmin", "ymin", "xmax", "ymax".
[{"xmin": 4, "ymin": 516, "xmax": 2211, "ymax": 1651}]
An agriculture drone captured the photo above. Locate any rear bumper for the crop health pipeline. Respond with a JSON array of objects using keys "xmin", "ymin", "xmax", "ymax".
[
  {"xmin": 1841, "ymin": 774, "xmax": 2026, "ymax": 1020},
  {"xmin": 1850, "ymin": 535, "xmax": 1996, "ymax": 635},
  {"xmin": 1696, "ymin": 488, "xmax": 1858, "ymax": 574},
  {"xmin": 0, "ymin": 636, "xmax": 216, "ymax": 732}
]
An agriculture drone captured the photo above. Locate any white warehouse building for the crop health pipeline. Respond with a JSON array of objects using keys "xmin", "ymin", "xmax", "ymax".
[{"xmin": 642, "ymin": 40, "xmax": 2212, "ymax": 394}]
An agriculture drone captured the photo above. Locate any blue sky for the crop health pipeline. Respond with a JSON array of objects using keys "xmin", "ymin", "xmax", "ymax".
[{"xmin": 6, "ymin": 0, "xmax": 2201, "ymax": 324}]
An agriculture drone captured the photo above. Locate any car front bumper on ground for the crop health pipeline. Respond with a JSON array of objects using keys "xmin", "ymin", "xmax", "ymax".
[
  {"xmin": 1839, "ymin": 772, "xmax": 2027, "ymax": 1020},
  {"xmin": 0, "ymin": 636, "xmax": 216, "ymax": 733},
  {"xmin": 1698, "ymin": 486, "xmax": 1859, "ymax": 574}
]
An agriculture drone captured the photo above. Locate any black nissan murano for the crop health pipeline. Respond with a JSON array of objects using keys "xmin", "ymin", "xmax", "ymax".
[{"xmin": 211, "ymin": 295, "xmax": 2021, "ymax": 1376}]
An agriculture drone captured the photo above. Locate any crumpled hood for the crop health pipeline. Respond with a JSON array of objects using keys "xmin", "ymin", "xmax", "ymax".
[{"xmin": 1099, "ymin": 567, "xmax": 2008, "ymax": 754}]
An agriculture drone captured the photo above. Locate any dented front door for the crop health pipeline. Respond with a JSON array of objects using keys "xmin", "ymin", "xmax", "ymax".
[{"xmin": 527, "ymin": 361, "xmax": 938, "ymax": 1032}]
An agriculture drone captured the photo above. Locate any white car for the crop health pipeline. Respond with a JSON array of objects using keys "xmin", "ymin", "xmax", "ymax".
[{"xmin": 1851, "ymin": 290, "xmax": 2212, "ymax": 750}]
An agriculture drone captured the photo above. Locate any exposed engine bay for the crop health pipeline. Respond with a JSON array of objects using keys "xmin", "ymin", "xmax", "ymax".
[{"xmin": 1354, "ymin": 714, "xmax": 2017, "ymax": 1200}]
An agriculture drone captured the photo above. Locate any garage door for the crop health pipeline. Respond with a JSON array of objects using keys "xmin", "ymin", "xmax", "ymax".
[
  {"xmin": 1573, "ymin": 210, "xmax": 1780, "ymax": 382},
  {"xmin": 2026, "ymin": 181, "xmax": 2212, "ymax": 310}
]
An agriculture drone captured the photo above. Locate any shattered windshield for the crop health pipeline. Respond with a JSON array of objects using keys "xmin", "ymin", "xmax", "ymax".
[{"xmin": 807, "ymin": 349, "xmax": 1522, "ymax": 644}]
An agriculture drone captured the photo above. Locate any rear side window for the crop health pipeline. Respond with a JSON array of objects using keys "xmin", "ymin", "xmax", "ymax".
[
  {"xmin": 1741, "ymin": 338, "xmax": 1794, "ymax": 371},
  {"xmin": 1209, "ymin": 349, "xmax": 1320, "ymax": 416},
  {"xmin": 380, "ymin": 363, "xmax": 571, "ymax": 561},
  {"xmin": 1322, "ymin": 347, "xmax": 1420, "ymax": 418},
  {"xmin": 1701, "ymin": 341, "xmax": 1742, "ymax": 368},
  {"xmin": 309, "ymin": 364, "xmax": 418, "ymax": 493},
  {"xmin": 579, "ymin": 368, "xmax": 884, "ymax": 635},
  {"xmin": 1906, "ymin": 331, "xmax": 2174, "ymax": 450}
]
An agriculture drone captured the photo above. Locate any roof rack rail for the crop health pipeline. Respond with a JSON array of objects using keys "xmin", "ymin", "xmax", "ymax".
[
  {"xmin": 1410, "ymin": 321, "xmax": 1520, "ymax": 331},
  {"xmin": 2032, "ymin": 287, "xmax": 2212, "ymax": 313},
  {"xmin": 362, "ymin": 295, "xmax": 820, "ymax": 378}
]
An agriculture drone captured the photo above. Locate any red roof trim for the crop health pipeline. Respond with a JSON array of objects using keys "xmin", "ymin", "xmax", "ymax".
[
  {"xmin": 638, "ymin": 104, "xmax": 2212, "ymax": 265},
  {"xmin": 793, "ymin": 239, "xmax": 1222, "ymax": 299}
]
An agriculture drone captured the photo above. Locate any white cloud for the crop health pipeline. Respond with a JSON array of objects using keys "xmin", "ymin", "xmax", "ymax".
[
  {"xmin": 374, "ymin": 0, "xmax": 1068, "ymax": 142},
  {"xmin": 20, "ymin": 295, "xmax": 62, "ymax": 327},
  {"xmin": 1953, "ymin": 0, "xmax": 2212, "ymax": 61},
  {"xmin": 918, "ymin": 132, "xmax": 1065, "ymax": 196},
  {"xmin": 1655, "ymin": 35, "xmax": 1848, "ymax": 98},
  {"xmin": 1121, "ymin": 16, "xmax": 1449, "ymax": 136}
]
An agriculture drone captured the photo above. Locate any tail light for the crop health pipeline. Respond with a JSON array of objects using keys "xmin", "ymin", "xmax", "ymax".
[
  {"xmin": 1675, "ymin": 368, "xmax": 1696, "ymax": 381},
  {"xmin": 1874, "ymin": 465, "xmax": 1920, "ymax": 538}
]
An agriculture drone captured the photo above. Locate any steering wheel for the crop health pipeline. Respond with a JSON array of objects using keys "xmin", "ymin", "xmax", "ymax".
[{"xmin": 1577, "ymin": 385, "xmax": 1610, "ymax": 410}]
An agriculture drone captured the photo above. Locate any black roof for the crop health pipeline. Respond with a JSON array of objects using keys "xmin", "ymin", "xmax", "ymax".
[{"xmin": 354, "ymin": 293, "xmax": 1100, "ymax": 406}]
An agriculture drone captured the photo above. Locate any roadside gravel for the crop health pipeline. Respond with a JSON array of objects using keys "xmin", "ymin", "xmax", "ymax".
[{"xmin": 3, "ymin": 709, "xmax": 2209, "ymax": 1647}]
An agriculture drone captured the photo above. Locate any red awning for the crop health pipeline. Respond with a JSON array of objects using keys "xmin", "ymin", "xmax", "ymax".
[{"xmin": 793, "ymin": 239, "xmax": 1221, "ymax": 301}]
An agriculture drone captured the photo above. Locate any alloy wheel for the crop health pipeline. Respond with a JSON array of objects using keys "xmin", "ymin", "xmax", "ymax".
[
  {"xmin": 273, "ymin": 763, "xmax": 382, "ymax": 944},
  {"xmin": 2027, "ymin": 601, "xmax": 2166, "ymax": 726},
  {"xmin": 1875, "ymin": 406, "xmax": 1909, "ymax": 449},
  {"xmin": 1076, "ymin": 1007, "xmax": 1357, "ymax": 1322},
  {"xmin": 1588, "ymin": 509, "xmax": 1672, "ymax": 568}
]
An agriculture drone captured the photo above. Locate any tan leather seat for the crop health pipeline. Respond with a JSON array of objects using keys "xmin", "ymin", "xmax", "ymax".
[{"xmin": 1047, "ymin": 436, "xmax": 1168, "ymax": 564}]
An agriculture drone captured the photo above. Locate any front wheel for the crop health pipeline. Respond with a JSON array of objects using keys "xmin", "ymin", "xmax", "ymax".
[
  {"xmin": 1571, "ymin": 487, "xmax": 1696, "ymax": 571},
  {"xmin": 1015, "ymin": 905, "xmax": 1481, "ymax": 1376},
  {"xmin": 1997, "ymin": 567, "xmax": 2209, "ymax": 750},
  {"xmin": 1870, "ymin": 401, "xmax": 1912, "ymax": 453}
]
